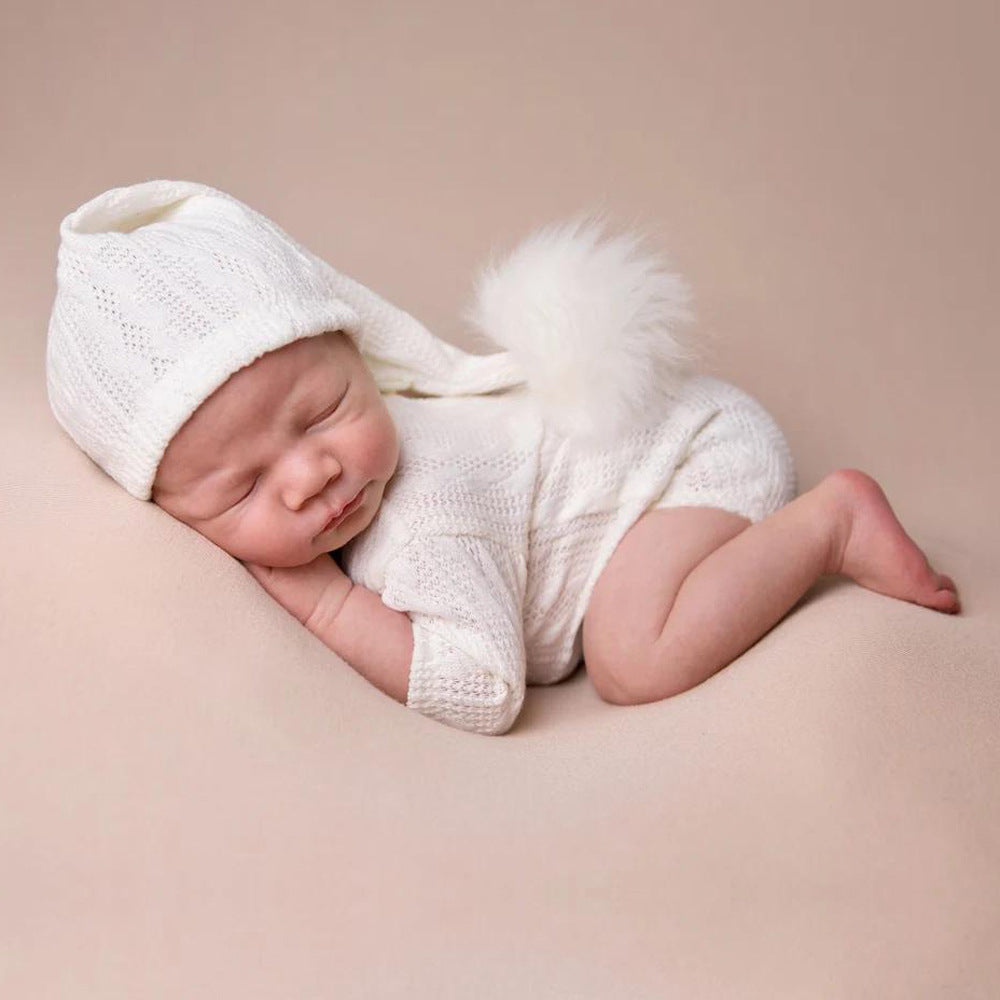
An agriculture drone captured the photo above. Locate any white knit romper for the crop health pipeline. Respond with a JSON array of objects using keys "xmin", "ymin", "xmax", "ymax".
[{"xmin": 339, "ymin": 373, "xmax": 797, "ymax": 735}]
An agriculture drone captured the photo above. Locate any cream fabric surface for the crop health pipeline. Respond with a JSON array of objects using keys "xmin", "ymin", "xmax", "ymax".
[{"xmin": 4, "ymin": 328, "xmax": 997, "ymax": 996}]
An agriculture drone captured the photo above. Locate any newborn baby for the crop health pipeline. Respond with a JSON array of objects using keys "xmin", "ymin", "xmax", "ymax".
[{"xmin": 48, "ymin": 179, "xmax": 961, "ymax": 736}]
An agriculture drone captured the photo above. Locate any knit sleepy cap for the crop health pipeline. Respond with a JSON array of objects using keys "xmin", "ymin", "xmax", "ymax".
[{"xmin": 46, "ymin": 179, "xmax": 525, "ymax": 500}]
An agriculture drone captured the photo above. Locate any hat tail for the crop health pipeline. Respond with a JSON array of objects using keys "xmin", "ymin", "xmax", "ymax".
[{"xmin": 461, "ymin": 210, "xmax": 705, "ymax": 444}]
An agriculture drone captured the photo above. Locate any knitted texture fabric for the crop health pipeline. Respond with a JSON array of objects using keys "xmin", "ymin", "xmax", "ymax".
[
  {"xmin": 342, "ymin": 374, "xmax": 797, "ymax": 736},
  {"xmin": 46, "ymin": 179, "xmax": 527, "ymax": 500}
]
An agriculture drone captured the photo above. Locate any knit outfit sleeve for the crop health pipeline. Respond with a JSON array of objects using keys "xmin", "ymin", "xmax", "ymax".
[{"xmin": 379, "ymin": 533, "xmax": 528, "ymax": 737}]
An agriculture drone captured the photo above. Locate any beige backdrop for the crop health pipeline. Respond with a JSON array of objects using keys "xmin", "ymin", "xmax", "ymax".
[{"xmin": 2, "ymin": 1, "xmax": 998, "ymax": 997}]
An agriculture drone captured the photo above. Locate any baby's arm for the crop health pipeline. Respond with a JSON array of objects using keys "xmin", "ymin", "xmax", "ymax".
[
  {"xmin": 245, "ymin": 556, "xmax": 413, "ymax": 704},
  {"xmin": 249, "ymin": 534, "xmax": 530, "ymax": 736}
]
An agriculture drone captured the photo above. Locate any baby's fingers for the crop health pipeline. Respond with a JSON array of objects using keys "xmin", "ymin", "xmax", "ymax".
[
  {"xmin": 243, "ymin": 561, "xmax": 273, "ymax": 585},
  {"xmin": 242, "ymin": 556, "xmax": 350, "ymax": 627},
  {"xmin": 242, "ymin": 560, "xmax": 314, "ymax": 620}
]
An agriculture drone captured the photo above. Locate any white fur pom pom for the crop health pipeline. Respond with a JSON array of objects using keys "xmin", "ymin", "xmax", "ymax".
[{"xmin": 462, "ymin": 210, "xmax": 703, "ymax": 445}]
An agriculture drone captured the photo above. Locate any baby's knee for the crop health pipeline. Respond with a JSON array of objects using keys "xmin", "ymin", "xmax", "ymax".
[
  {"xmin": 583, "ymin": 620, "xmax": 646, "ymax": 705},
  {"xmin": 585, "ymin": 647, "xmax": 687, "ymax": 706},
  {"xmin": 586, "ymin": 658, "xmax": 636, "ymax": 705}
]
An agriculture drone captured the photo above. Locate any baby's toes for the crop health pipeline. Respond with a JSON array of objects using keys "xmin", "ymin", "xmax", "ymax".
[{"xmin": 929, "ymin": 583, "xmax": 961, "ymax": 614}]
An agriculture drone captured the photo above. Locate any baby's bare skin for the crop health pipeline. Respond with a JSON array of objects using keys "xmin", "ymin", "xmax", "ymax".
[
  {"xmin": 825, "ymin": 470, "xmax": 959, "ymax": 610},
  {"xmin": 583, "ymin": 469, "xmax": 961, "ymax": 706}
]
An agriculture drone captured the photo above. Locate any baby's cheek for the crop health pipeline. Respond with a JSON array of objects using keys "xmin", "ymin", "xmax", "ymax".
[
  {"xmin": 202, "ymin": 506, "xmax": 266, "ymax": 564},
  {"xmin": 234, "ymin": 508, "xmax": 288, "ymax": 564},
  {"xmin": 211, "ymin": 524, "xmax": 258, "ymax": 562},
  {"xmin": 239, "ymin": 504, "xmax": 317, "ymax": 568},
  {"xmin": 369, "ymin": 408, "xmax": 400, "ymax": 478}
]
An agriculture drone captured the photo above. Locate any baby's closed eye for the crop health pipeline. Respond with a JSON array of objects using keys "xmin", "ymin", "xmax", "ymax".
[
  {"xmin": 310, "ymin": 384, "xmax": 349, "ymax": 426},
  {"xmin": 234, "ymin": 476, "xmax": 260, "ymax": 505}
]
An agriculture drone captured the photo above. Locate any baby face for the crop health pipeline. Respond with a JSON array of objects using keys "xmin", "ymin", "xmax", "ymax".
[{"xmin": 152, "ymin": 330, "xmax": 400, "ymax": 567}]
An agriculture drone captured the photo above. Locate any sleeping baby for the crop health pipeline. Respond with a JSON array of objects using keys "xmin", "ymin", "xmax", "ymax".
[{"xmin": 46, "ymin": 179, "xmax": 961, "ymax": 736}]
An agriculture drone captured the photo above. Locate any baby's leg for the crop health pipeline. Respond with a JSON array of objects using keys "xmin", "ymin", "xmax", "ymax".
[{"xmin": 582, "ymin": 469, "xmax": 960, "ymax": 706}]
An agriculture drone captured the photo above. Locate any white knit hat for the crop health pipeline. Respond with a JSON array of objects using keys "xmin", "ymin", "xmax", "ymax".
[
  {"xmin": 46, "ymin": 178, "xmax": 526, "ymax": 500},
  {"xmin": 46, "ymin": 178, "xmax": 701, "ymax": 501}
]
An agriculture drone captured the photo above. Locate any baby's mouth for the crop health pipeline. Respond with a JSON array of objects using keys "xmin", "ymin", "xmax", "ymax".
[{"xmin": 319, "ymin": 486, "xmax": 365, "ymax": 534}]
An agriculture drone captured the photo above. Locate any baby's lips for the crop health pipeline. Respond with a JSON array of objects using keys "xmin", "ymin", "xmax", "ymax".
[{"xmin": 320, "ymin": 486, "xmax": 364, "ymax": 533}]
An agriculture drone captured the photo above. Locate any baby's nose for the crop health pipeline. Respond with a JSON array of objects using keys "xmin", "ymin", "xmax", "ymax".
[{"xmin": 279, "ymin": 448, "xmax": 341, "ymax": 511}]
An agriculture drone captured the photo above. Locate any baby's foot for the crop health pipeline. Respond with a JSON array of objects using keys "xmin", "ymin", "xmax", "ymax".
[{"xmin": 824, "ymin": 469, "xmax": 961, "ymax": 614}]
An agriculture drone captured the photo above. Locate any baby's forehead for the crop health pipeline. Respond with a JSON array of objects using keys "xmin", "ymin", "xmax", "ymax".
[
  {"xmin": 170, "ymin": 344, "xmax": 328, "ymax": 450},
  {"xmin": 225, "ymin": 346, "xmax": 342, "ymax": 417},
  {"xmin": 205, "ymin": 328, "xmax": 356, "ymax": 421}
]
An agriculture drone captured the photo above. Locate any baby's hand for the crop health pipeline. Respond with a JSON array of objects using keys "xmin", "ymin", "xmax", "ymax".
[{"xmin": 244, "ymin": 553, "xmax": 353, "ymax": 632}]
